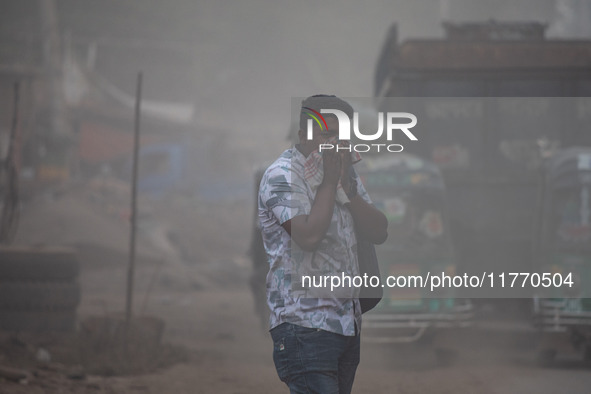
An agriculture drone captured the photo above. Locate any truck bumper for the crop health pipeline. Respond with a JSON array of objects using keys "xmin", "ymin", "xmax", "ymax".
[{"xmin": 362, "ymin": 302, "xmax": 474, "ymax": 343}]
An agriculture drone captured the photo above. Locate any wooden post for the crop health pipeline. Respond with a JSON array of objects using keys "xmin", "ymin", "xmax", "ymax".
[{"xmin": 126, "ymin": 72, "xmax": 142, "ymax": 332}]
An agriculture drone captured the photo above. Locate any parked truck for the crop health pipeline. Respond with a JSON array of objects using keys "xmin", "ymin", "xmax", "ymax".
[
  {"xmin": 532, "ymin": 148, "xmax": 591, "ymax": 364},
  {"xmin": 357, "ymin": 153, "xmax": 472, "ymax": 364},
  {"xmin": 374, "ymin": 20, "xmax": 591, "ymax": 352}
]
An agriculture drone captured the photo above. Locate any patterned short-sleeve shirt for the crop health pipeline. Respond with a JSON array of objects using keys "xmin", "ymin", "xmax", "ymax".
[{"xmin": 258, "ymin": 147, "xmax": 372, "ymax": 336}]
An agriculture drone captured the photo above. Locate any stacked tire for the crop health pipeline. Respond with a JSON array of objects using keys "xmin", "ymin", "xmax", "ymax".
[{"xmin": 0, "ymin": 247, "xmax": 80, "ymax": 332}]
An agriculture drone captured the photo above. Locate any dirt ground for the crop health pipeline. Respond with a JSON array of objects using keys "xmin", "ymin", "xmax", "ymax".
[{"xmin": 2, "ymin": 185, "xmax": 591, "ymax": 393}]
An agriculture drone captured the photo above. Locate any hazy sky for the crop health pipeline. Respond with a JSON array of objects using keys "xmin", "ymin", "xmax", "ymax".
[{"xmin": 54, "ymin": 0, "xmax": 591, "ymax": 154}]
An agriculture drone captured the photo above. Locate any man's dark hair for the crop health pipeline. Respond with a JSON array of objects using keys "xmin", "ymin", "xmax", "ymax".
[{"xmin": 299, "ymin": 94, "xmax": 354, "ymax": 132}]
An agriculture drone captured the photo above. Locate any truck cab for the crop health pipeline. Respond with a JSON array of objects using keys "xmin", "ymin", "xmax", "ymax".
[{"xmin": 375, "ymin": 21, "xmax": 591, "ymax": 324}]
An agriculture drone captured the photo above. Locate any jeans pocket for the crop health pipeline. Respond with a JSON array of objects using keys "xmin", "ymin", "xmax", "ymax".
[
  {"xmin": 272, "ymin": 329, "xmax": 290, "ymax": 382},
  {"xmin": 293, "ymin": 325, "xmax": 322, "ymax": 336}
]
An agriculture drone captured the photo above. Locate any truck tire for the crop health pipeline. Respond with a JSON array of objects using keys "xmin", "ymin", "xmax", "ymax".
[
  {"xmin": 0, "ymin": 282, "xmax": 80, "ymax": 309},
  {"xmin": 0, "ymin": 310, "xmax": 76, "ymax": 332},
  {"xmin": 0, "ymin": 247, "xmax": 79, "ymax": 281}
]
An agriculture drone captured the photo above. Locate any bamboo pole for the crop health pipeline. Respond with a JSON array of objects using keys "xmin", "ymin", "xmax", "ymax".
[{"xmin": 126, "ymin": 72, "xmax": 143, "ymax": 332}]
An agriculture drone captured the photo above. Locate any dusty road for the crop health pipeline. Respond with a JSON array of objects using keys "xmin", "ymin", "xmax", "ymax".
[{"xmin": 2, "ymin": 187, "xmax": 591, "ymax": 393}]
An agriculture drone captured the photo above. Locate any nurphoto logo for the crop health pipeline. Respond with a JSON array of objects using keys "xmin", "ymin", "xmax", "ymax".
[{"xmin": 304, "ymin": 108, "xmax": 418, "ymax": 153}]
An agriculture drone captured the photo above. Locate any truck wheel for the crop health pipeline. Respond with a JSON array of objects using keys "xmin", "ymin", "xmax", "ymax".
[
  {"xmin": 0, "ymin": 247, "xmax": 79, "ymax": 281},
  {"xmin": 0, "ymin": 282, "xmax": 80, "ymax": 309},
  {"xmin": 536, "ymin": 349, "xmax": 556, "ymax": 367}
]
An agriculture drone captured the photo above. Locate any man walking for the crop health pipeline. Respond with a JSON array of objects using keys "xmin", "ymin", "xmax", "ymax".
[{"xmin": 258, "ymin": 95, "xmax": 388, "ymax": 393}]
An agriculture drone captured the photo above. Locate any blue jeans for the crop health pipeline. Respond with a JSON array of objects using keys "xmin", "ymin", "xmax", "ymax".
[{"xmin": 270, "ymin": 323, "xmax": 360, "ymax": 394}]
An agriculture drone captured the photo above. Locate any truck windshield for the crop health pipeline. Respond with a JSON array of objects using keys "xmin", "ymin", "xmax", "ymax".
[{"xmin": 371, "ymin": 190, "xmax": 451, "ymax": 260}]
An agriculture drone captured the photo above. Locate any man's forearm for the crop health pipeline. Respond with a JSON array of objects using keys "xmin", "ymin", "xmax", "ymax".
[
  {"xmin": 286, "ymin": 180, "xmax": 337, "ymax": 251},
  {"xmin": 305, "ymin": 180, "xmax": 338, "ymax": 240}
]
